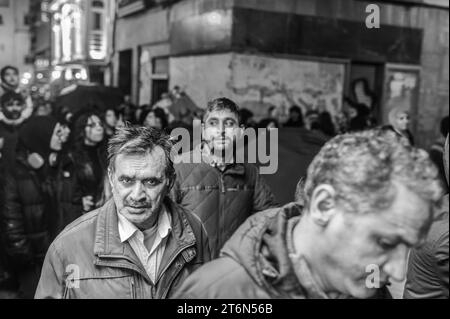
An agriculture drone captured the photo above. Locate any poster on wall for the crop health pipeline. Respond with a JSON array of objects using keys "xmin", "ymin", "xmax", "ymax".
[
  {"xmin": 382, "ymin": 64, "xmax": 421, "ymax": 129},
  {"xmin": 170, "ymin": 53, "xmax": 346, "ymax": 124}
]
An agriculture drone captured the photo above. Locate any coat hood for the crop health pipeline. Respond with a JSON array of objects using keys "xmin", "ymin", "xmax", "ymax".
[{"xmin": 220, "ymin": 203, "xmax": 306, "ymax": 298}]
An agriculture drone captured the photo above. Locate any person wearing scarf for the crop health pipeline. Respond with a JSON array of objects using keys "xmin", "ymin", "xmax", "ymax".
[{"xmin": 383, "ymin": 106, "xmax": 415, "ymax": 146}]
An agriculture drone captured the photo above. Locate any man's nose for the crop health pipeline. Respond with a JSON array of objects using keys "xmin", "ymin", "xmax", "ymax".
[
  {"xmin": 218, "ymin": 122, "xmax": 225, "ymax": 133},
  {"xmin": 129, "ymin": 183, "xmax": 146, "ymax": 201},
  {"xmin": 383, "ymin": 245, "xmax": 409, "ymax": 282}
]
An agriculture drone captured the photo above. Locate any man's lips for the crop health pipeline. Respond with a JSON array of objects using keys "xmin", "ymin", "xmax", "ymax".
[{"xmin": 126, "ymin": 205, "xmax": 150, "ymax": 212}]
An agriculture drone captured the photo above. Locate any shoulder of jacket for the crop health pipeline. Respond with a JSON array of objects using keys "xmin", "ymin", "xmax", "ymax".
[
  {"xmin": 183, "ymin": 257, "xmax": 257, "ymax": 297},
  {"xmin": 54, "ymin": 209, "xmax": 99, "ymax": 243}
]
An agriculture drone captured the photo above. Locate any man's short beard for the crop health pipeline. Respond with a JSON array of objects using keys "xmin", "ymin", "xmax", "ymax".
[{"xmin": 3, "ymin": 110, "xmax": 22, "ymax": 120}]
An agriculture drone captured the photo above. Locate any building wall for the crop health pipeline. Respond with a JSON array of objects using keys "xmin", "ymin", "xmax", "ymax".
[
  {"xmin": 170, "ymin": 53, "xmax": 346, "ymax": 122},
  {"xmin": 0, "ymin": 0, "xmax": 32, "ymax": 78},
  {"xmin": 115, "ymin": 0, "xmax": 448, "ymax": 147},
  {"xmin": 231, "ymin": 0, "xmax": 449, "ymax": 147}
]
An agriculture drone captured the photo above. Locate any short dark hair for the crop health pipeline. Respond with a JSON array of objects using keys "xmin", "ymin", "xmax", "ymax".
[
  {"xmin": 203, "ymin": 97, "xmax": 240, "ymax": 124},
  {"xmin": 1, "ymin": 66, "xmax": 19, "ymax": 82},
  {"xmin": 107, "ymin": 125, "xmax": 175, "ymax": 179},
  {"xmin": 1, "ymin": 91, "xmax": 24, "ymax": 108}
]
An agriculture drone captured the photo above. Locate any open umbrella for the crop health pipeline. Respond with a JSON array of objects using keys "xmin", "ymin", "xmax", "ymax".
[{"xmin": 54, "ymin": 84, "xmax": 124, "ymax": 117}]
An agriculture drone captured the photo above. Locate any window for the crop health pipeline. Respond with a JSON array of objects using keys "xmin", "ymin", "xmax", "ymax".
[
  {"xmin": 93, "ymin": 12, "xmax": 102, "ymax": 30},
  {"xmin": 24, "ymin": 14, "xmax": 31, "ymax": 26},
  {"xmin": 151, "ymin": 57, "xmax": 169, "ymax": 105}
]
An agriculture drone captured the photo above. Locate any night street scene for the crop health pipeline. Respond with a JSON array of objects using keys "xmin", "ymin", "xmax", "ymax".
[{"xmin": 0, "ymin": 0, "xmax": 448, "ymax": 304}]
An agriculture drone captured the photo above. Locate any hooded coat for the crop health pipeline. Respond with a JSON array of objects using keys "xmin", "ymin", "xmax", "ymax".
[{"xmin": 174, "ymin": 203, "xmax": 391, "ymax": 299}]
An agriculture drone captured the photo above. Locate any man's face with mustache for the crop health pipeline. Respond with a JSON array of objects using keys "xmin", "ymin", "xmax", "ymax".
[
  {"xmin": 109, "ymin": 147, "xmax": 173, "ymax": 230},
  {"xmin": 203, "ymin": 109, "xmax": 240, "ymax": 152},
  {"xmin": 3, "ymin": 98, "xmax": 25, "ymax": 120}
]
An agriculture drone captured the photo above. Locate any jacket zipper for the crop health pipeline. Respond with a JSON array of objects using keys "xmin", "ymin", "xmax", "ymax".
[
  {"xmin": 219, "ymin": 173, "xmax": 226, "ymax": 255},
  {"xmin": 157, "ymin": 243, "xmax": 195, "ymax": 298},
  {"xmin": 157, "ymin": 243, "xmax": 194, "ymax": 282},
  {"xmin": 161, "ymin": 259, "xmax": 186, "ymax": 299},
  {"xmin": 130, "ymin": 277, "xmax": 136, "ymax": 299}
]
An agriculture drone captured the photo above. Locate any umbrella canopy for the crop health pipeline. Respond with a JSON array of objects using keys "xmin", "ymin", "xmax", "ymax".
[{"xmin": 54, "ymin": 84, "xmax": 124, "ymax": 117}]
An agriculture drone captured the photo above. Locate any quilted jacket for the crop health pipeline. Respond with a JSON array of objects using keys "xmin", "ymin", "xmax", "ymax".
[{"xmin": 171, "ymin": 144, "xmax": 277, "ymax": 258}]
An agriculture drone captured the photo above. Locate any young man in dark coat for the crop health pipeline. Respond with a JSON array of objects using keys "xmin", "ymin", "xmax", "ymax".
[
  {"xmin": 174, "ymin": 129, "xmax": 443, "ymax": 299},
  {"xmin": 171, "ymin": 98, "xmax": 277, "ymax": 258}
]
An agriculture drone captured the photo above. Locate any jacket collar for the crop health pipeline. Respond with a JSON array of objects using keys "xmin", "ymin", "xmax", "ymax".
[
  {"xmin": 194, "ymin": 142, "xmax": 245, "ymax": 176},
  {"xmin": 221, "ymin": 203, "xmax": 350, "ymax": 299},
  {"xmin": 94, "ymin": 198, "xmax": 197, "ymax": 264}
]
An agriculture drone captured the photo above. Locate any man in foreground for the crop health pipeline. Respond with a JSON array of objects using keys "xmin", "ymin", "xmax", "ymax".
[
  {"xmin": 175, "ymin": 129, "xmax": 443, "ymax": 299},
  {"xmin": 35, "ymin": 126, "xmax": 210, "ymax": 299}
]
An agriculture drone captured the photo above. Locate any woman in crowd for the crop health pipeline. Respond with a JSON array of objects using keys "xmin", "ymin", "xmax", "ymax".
[
  {"xmin": 1, "ymin": 116, "xmax": 70, "ymax": 298},
  {"xmin": 103, "ymin": 107, "xmax": 120, "ymax": 139},
  {"xmin": 70, "ymin": 112, "xmax": 107, "ymax": 213},
  {"xmin": 383, "ymin": 106, "xmax": 414, "ymax": 146},
  {"xmin": 140, "ymin": 107, "xmax": 169, "ymax": 133}
]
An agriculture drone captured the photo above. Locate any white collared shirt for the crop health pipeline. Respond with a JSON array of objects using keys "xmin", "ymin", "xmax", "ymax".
[{"xmin": 118, "ymin": 206, "xmax": 172, "ymax": 284}]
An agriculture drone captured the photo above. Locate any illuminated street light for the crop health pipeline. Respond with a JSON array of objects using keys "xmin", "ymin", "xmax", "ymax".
[{"xmin": 51, "ymin": 70, "xmax": 62, "ymax": 80}]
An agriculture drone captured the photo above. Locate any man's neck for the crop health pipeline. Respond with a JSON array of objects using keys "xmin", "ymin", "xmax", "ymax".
[
  {"xmin": 203, "ymin": 142, "xmax": 234, "ymax": 166},
  {"xmin": 291, "ymin": 216, "xmax": 334, "ymax": 296}
]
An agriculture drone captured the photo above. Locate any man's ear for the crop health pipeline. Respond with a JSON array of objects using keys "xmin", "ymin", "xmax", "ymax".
[{"xmin": 309, "ymin": 184, "xmax": 338, "ymax": 227}]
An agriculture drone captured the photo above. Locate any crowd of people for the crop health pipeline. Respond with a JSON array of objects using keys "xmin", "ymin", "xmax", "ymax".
[{"xmin": 0, "ymin": 64, "xmax": 448, "ymax": 299}]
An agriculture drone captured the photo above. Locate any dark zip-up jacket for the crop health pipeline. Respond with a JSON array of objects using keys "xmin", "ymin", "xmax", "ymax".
[
  {"xmin": 172, "ymin": 145, "xmax": 277, "ymax": 258},
  {"xmin": 174, "ymin": 203, "xmax": 392, "ymax": 299},
  {"xmin": 35, "ymin": 198, "xmax": 211, "ymax": 299}
]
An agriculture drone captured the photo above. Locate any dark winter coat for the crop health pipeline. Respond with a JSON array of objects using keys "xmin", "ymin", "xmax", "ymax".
[
  {"xmin": 171, "ymin": 144, "xmax": 277, "ymax": 258},
  {"xmin": 174, "ymin": 203, "xmax": 392, "ymax": 299},
  {"xmin": 1, "ymin": 155, "xmax": 57, "ymax": 267}
]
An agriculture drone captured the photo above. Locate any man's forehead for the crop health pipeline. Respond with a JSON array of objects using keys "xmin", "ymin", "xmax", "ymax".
[
  {"xmin": 205, "ymin": 109, "xmax": 238, "ymax": 121},
  {"xmin": 114, "ymin": 148, "xmax": 166, "ymax": 174}
]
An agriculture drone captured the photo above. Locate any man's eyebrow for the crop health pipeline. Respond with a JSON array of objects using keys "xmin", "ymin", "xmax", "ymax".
[{"xmin": 118, "ymin": 174, "xmax": 135, "ymax": 180}]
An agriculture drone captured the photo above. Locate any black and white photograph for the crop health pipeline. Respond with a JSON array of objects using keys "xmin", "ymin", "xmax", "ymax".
[{"xmin": 0, "ymin": 0, "xmax": 448, "ymax": 306}]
